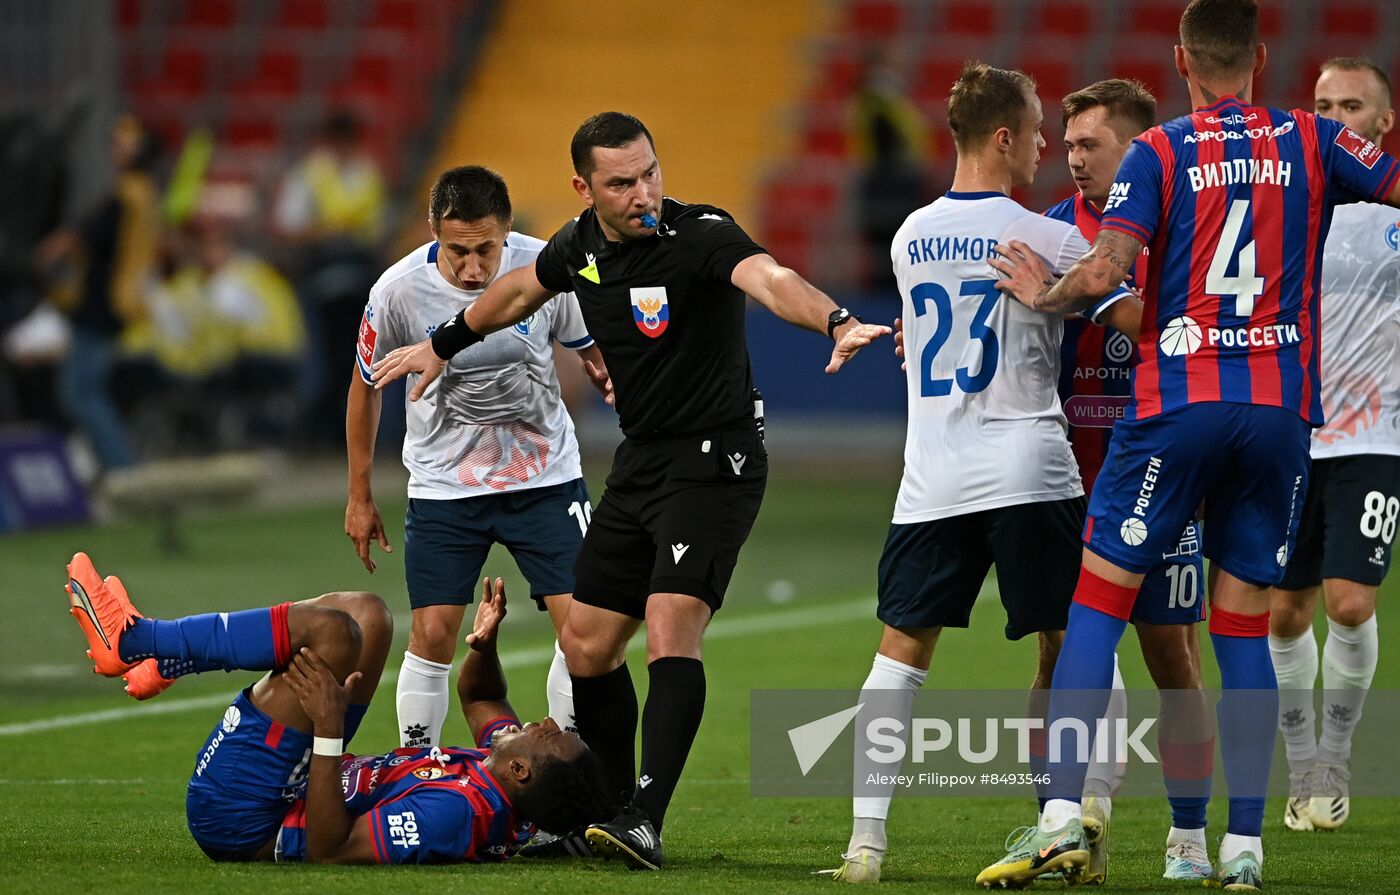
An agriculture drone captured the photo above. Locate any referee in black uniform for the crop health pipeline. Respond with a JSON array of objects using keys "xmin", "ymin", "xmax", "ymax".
[{"xmin": 373, "ymin": 112, "xmax": 888, "ymax": 869}]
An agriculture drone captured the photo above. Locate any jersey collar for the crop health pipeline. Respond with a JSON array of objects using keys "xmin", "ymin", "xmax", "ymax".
[
  {"xmin": 944, "ymin": 190, "xmax": 1006, "ymax": 201},
  {"xmin": 1076, "ymin": 193, "xmax": 1104, "ymax": 221}
]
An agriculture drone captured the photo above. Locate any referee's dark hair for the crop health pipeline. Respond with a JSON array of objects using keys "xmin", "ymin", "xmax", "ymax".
[
  {"xmin": 946, "ymin": 63, "xmax": 1037, "ymax": 152},
  {"xmin": 428, "ymin": 166, "xmax": 512, "ymax": 231},
  {"xmin": 571, "ymin": 112, "xmax": 656, "ymax": 182},
  {"xmin": 1179, "ymin": 0, "xmax": 1259, "ymax": 78}
]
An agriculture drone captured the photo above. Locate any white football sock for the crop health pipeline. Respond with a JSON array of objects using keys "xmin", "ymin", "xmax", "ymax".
[
  {"xmin": 1318, "ymin": 614, "xmax": 1378, "ymax": 764},
  {"xmin": 850, "ymin": 652, "xmax": 927, "ymax": 854},
  {"xmin": 1167, "ymin": 825, "xmax": 1206, "ymax": 848},
  {"xmin": 395, "ymin": 650, "xmax": 452, "ymax": 748},
  {"xmin": 1040, "ymin": 798, "xmax": 1082, "ymax": 831},
  {"xmin": 1219, "ymin": 832, "xmax": 1262, "ymax": 865},
  {"xmin": 1084, "ymin": 653, "xmax": 1126, "ymax": 797},
  {"xmin": 1268, "ymin": 631, "xmax": 1318, "ymax": 771},
  {"xmin": 546, "ymin": 640, "xmax": 576, "ymax": 731}
]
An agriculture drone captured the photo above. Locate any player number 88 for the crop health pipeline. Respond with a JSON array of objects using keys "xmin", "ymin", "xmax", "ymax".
[{"xmin": 1359, "ymin": 491, "xmax": 1399, "ymax": 544}]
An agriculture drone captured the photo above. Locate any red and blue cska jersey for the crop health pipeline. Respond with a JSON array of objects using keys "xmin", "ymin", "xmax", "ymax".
[
  {"xmin": 1046, "ymin": 193, "xmax": 1145, "ymax": 494},
  {"xmin": 275, "ymin": 718, "xmax": 528, "ymax": 864},
  {"xmin": 1101, "ymin": 97, "xmax": 1400, "ymax": 424}
]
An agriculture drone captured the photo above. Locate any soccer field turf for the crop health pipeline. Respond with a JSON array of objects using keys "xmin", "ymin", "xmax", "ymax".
[{"xmin": 1, "ymin": 467, "xmax": 1396, "ymax": 893}]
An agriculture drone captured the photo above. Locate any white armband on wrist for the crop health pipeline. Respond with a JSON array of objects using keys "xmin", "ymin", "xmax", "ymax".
[{"xmin": 313, "ymin": 736, "xmax": 344, "ymax": 757}]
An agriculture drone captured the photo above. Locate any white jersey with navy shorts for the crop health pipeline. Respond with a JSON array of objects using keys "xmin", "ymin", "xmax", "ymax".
[
  {"xmin": 876, "ymin": 191, "xmax": 1126, "ymax": 639},
  {"xmin": 358, "ymin": 235, "xmax": 593, "ymax": 499},
  {"xmin": 357, "ymin": 235, "xmax": 595, "ymax": 605},
  {"xmin": 1280, "ymin": 203, "xmax": 1400, "ymax": 590}
]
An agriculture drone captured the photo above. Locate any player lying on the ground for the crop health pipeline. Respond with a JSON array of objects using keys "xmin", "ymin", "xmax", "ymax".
[{"xmin": 63, "ymin": 552, "xmax": 612, "ymax": 864}]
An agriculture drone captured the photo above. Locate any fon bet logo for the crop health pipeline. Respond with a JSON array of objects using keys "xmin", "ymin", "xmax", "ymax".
[{"xmin": 630, "ymin": 287, "xmax": 670, "ymax": 338}]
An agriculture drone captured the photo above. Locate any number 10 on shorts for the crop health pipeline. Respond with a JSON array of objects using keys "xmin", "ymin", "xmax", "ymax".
[
  {"xmin": 568, "ymin": 500, "xmax": 592, "ymax": 535},
  {"xmin": 1164, "ymin": 564, "xmax": 1198, "ymax": 609}
]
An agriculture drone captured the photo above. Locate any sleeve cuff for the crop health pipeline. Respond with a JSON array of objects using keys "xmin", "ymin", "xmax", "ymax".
[
  {"xmin": 1101, "ymin": 219, "xmax": 1152, "ymax": 245},
  {"xmin": 559, "ymin": 335, "xmax": 594, "ymax": 350},
  {"xmin": 1082, "ymin": 286, "xmax": 1132, "ymax": 325}
]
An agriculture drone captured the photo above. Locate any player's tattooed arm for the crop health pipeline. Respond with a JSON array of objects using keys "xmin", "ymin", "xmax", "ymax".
[{"xmin": 990, "ymin": 230, "xmax": 1142, "ymax": 314}]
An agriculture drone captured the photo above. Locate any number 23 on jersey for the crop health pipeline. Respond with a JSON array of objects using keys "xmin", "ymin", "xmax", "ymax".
[{"xmin": 911, "ymin": 279, "xmax": 1000, "ymax": 397}]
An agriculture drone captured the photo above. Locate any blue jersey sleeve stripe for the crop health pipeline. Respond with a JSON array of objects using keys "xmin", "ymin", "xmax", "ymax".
[
  {"xmin": 1101, "ymin": 219, "xmax": 1152, "ymax": 244},
  {"xmin": 1083, "ymin": 286, "xmax": 1132, "ymax": 324},
  {"xmin": 559, "ymin": 335, "xmax": 594, "ymax": 349},
  {"xmin": 356, "ymin": 353, "xmax": 375, "ymax": 385}
]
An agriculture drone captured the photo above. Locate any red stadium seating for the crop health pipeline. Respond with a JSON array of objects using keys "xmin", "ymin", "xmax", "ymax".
[
  {"xmin": 942, "ymin": 1, "xmax": 1000, "ymax": 37},
  {"xmin": 1033, "ymin": 1, "xmax": 1091, "ymax": 38},
  {"xmin": 1322, "ymin": 4, "xmax": 1380, "ymax": 38},
  {"xmin": 1128, "ymin": 1, "xmax": 1181, "ymax": 37},
  {"xmin": 182, "ymin": 0, "xmax": 237, "ymax": 28},
  {"xmin": 845, "ymin": 0, "xmax": 904, "ymax": 38},
  {"xmin": 1024, "ymin": 57, "xmax": 1076, "ymax": 106},
  {"xmin": 230, "ymin": 51, "xmax": 301, "ymax": 99},
  {"xmin": 274, "ymin": 0, "xmax": 330, "ymax": 29}
]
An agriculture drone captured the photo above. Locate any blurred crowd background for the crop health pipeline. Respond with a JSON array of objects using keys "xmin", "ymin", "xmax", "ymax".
[{"xmin": 0, "ymin": 0, "xmax": 1396, "ymax": 532}]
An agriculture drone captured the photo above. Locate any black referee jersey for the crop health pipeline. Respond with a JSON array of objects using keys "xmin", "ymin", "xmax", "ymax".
[{"xmin": 534, "ymin": 197, "xmax": 767, "ymax": 440}]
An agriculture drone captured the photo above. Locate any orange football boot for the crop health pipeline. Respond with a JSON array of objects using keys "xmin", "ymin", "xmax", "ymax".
[
  {"xmin": 105, "ymin": 576, "xmax": 176, "ymax": 700},
  {"xmin": 66, "ymin": 552, "xmax": 140, "ymax": 676}
]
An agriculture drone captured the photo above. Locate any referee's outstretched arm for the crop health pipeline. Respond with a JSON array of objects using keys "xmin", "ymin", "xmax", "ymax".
[
  {"xmin": 370, "ymin": 262, "xmax": 555, "ymax": 400},
  {"xmin": 729, "ymin": 253, "xmax": 892, "ymax": 373}
]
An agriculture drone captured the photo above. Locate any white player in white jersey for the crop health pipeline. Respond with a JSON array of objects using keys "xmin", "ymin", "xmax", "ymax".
[
  {"xmin": 346, "ymin": 166, "xmax": 610, "ymax": 749},
  {"xmin": 822, "ymin": 64, "xmax": 1136, "ymax": 886},
  {"xmin": 1269, "ymin": 58, "xmax": 1400, "ymax": 833}
]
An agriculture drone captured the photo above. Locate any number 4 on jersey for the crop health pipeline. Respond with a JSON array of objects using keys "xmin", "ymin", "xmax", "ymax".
[{"xmin": 1207, "ymin": 199, "xmax": 1265, "ymax": 318}]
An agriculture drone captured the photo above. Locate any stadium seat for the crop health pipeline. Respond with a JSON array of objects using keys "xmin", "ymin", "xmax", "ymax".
[
  {"xmin": 230, "ymin": 51, "xmax": 301, "ymax": 99},
  {"xmin": 844, "ymin": 0, "xmax": 903, "ymax": 38},
  {"xmin": 1107, "ymin": 54, "xmax": 1174, "ymax": 100},
  {"xmin": 181, "ymin": 0, "xmax": 237, "ymax": 28},
  {"xmin": 116, "ymin": 0, "xmax": 142, "ymax": 30},
  {"xmin": 1321, "ymin": 4, "xmax": 1380, "ymax": 38},
  {"xmin": 942, "ymin": 1, "xmax": 999, "ymax": 36},
  {"xmin": 1033, "ymin": 1, "xmax": 1091, "ymax": 38},
  {"xmin": 913, "ymin": 58, "xmax": 968, "ymax": 104},
  {"xmin": 274, "ymin": 0, "xmax": 331, "ymax": 29},
  {"xmin": 1128, "ymin": 1, "xmax": 1181, "ymax": 37},
  {"xmin": 223, "ymin": 116, "xmax": 281, "ymax": 147},
  {"xmin": 1023, "ymin": 57, "xmax": 1075, "ymax": 105},
  {"xmin": 137, "ymin": 48, "xmax": 210, "ymax": 98}
]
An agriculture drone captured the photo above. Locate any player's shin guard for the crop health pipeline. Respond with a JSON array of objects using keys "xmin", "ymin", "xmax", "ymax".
[
  {"xmin": 1210, "ymin": 606, "xmax": 1275, "ymax": 837},
  {"xmin": 1269, "ymin": 630, "xmax": 1319, "ymax": 771},
  {"xmin": 1045, "ymin": 595, "xmax": 1131, "ymax": 804},
  {"xmin": 396, "ymin": 651, "xmax": 452, "ymax": 747},
  {"xmin": 1319, "ymin": 614, "xmax": 1377, "ymax": 763},
  {"xmin": 852, "ymin": 653, "xmax": 927, "ymax": 848},
  {"xmin": 547, "ymin": 641, "xmax": 576, "ymax": 732},
  {"xmin": 632, "ymin": 657, "xmax": 705, "ymax": 833},
  {"xmin": 572, "ymin": 662, "xmax": 638, "ymax": 808},
  {"xmin": 117, "ymin": 603, "xmax": 292, "ymax": 672},
  {"xmin": 1159, "ymin": 717, "xmax": 1213, "ymax": 830}
]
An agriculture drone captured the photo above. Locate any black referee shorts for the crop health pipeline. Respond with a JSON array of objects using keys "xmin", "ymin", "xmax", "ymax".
[
  {"xmin": 876, "ymin": 496, "xmax": 1085, "ymax": 640},
  {"xmin": 572, "ymin": 427, "xmax": 767, "ymax": 619}
]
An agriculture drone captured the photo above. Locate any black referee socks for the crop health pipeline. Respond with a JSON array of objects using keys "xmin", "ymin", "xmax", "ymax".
[
  {"xmin": 570, "ymin": 662, "xmax": 638, "ymax": 806},
  {"xmin": 632, "ymin": 656, "xmax": 707, "ymax": 833}
]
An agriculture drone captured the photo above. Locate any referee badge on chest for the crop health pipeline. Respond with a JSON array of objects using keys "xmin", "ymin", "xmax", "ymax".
[{"xmin": 630, "ymin": 287, "xmax": 670, "ymax": 338}]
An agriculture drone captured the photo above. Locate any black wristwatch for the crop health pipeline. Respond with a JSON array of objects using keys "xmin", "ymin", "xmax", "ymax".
[{"xmin": 827, "ymin": 307, "xmax": 861, "ymax": 340}]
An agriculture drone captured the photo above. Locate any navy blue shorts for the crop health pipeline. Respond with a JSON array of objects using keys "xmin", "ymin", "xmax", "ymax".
[
  {"xmin": 1279, "ymin": 454, "xmax": 1400, "ymax": 589},
  {"xmin": 404, "ymin": 478, "xmax": 589, "ymax": 609},
  {"xmin": 186, "ymin": 689, "xmax": 313, "ymax": 861},
  {"xmin": 877, "ymin": 497, "xmax": 1084, "ymax": 640},
  {"xmin": 1086, "ymin": 403, "xmax": 1310, "ymax": 587},
  {"xmin": 1131, "ymin": 520, "xmax": 1206, "ymax": 625}
]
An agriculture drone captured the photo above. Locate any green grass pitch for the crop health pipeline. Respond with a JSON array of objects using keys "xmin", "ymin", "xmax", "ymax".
[{"xmin": 1, "ymin": 467, "xmax": 1395, "ymax": 893}]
